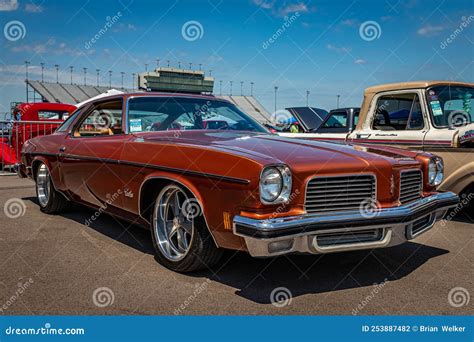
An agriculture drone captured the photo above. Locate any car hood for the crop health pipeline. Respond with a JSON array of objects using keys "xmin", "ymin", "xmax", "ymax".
[
  {"xmin": 286, "ymin": 107, "xmax": 328, "ymax": 132},
  {"xmin": 136, "ymin": 131, "xmax": 420, "ymax": 172}
]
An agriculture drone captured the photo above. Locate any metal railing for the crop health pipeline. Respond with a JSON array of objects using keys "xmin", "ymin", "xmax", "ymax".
[{"xmin": 0, "ymin": 120, "xmax": 62, "ymax": 173}]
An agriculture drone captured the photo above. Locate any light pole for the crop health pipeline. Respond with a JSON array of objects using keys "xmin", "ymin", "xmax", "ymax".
[
  {"xmin": 240, "ymin": 81, "xmax": 243, "ymax": 95},
  {"xmin": 178, "ymin": 61, "xmax": 181, "ymax": 68},
  {"xmin": 198, "ymin": 63, "xmax": 202, "ymax": 70},
  {"xmin": 230, "ymin": 81, "xmax": 233, "ymax": 96},
  {"xmin": 96, "ymin": 69, "xmax": 100, "ymax": 86},
  {"xmin": 250, "ymin": 82, "xmax": 254, "ymax": 96},
  {"xmin": 209, "ymin": 70, "xmax": 212, "ymax": 76},
  {"xmin": 54, "ymin": 64, "xmax": 59, "ymax": 83},
  {"xmin": 145, "ymin": 63, "xmax": 148, "ymax": 72},
  {"xmin": 274, "ymin": 86, "xmax": 278, "ymax": 113},
  {"xmin": 25, "ymin": 61, "xmax": 30, "ymax": 102},
  {"xmin": 156, "ymin": 58, "xmax": 160, "ymax": 68},
  {"xmin": 83, "ymin": 67, "xmax": 87, "ymax": 86},
  {"xmin": 40, "ymin": 63, "xmax": 45, "ymax": 83},
  {"xmin": 120, "ymin": 72, "xmax": 125, "ymax": 89},
  {"xmin": 337, "ymin": 94, "xmax": 340, "ymax": 108},
  {"xmin": 167, "ymin": 60, "xmax": 170, "ymax": 67},
  {"xmin": 132, "ymin": 73, "xmax": 136, "ymax": 90},
  {"xmin": 306, "ymin": 90, "xmax": 310, "ymax": 107},
  {"xmin": 69, "ymin": 66, "xmax": 74, "ymax": 84},
  {"xmin": 189, "ymin": 62, "xmax": 192, "ymax": 69},
  {"xmin": 108, "ymin": 71, "xmax": 112, "ymax": 88},
  {"xmin": 219, "ymin": 80, "xmax": 223, "ymax": 95}
]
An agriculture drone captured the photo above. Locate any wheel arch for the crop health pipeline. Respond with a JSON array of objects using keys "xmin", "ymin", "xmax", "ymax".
[{"xmin": 138, "ymin": 174, "xmax": 218, "ymax": 247}]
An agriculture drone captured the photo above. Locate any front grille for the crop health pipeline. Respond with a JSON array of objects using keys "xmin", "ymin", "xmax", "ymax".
[
  {"xmin": 305, "ymin": 175, "xmax": 376, "ymax": 213},
  {"xmin": 400, "ymin": 170, "xmax": 422, "ymax": 204}
]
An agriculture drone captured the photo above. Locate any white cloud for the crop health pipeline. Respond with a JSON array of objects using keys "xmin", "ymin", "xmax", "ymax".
[
  {"xmin": 354, "ymin": 59, "xmax": 366, "ymax": 64},
  {"xmin": 341, "ymin": 19, "xmax": 357, "ymax": 26},
  {"xmin": 327, "ymin": 44, "xmax": 351, "ymax": 53},
  {"xmin": 279, "ymin": 3, "xmax": 308, "ymax": 16},
  {"xmin": 417, "ymin": 24, "xmax": 445, "ymax": 37},
  {"xmin": 25, "ymin": 3, "xmax": 43, "ymax": 12},
  {"xmin": 253, "ymin": 0, "xmax": 312, "ymax": 17},
  {"xmin": 0, "ymin": 0, "xmax": 18, "ymax": 11},
  {"xmin": 253, "ymin": 0, "xmax": 273, "ymax": 10},
  {"xmin": 10, "ymin": 38, "xmax": 94, "ymax": 56}
]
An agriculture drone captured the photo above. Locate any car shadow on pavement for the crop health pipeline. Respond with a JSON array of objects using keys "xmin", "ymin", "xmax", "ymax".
[
  {"xmin": 197, "ymin": 242, "xmax": 449, "ymax": 304},
  {"xmin": 24, "ymin": 197, "xmax": 155, "ymax": 255},
  {"xmin": 24, "ymin": 196, "xmax": 451, "ymax": 304}
]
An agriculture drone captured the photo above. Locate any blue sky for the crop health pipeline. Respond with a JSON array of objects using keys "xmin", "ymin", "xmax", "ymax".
[{"xmin": 0, "ymin": 0, "xmax": 473, "ymax": 115}]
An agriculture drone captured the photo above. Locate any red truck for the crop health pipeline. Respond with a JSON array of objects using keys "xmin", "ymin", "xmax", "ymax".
[{"xmin": 1, "ymin": 102, "xmax": 76, "ymax": 168}]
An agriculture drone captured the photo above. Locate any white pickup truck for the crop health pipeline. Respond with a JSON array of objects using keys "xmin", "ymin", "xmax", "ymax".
[{"xmin": 280, "ymin": 81, "xmax": 474, "ymax": 198}]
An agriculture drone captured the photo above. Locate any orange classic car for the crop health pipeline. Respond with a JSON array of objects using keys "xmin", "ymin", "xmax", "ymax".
[{"xmin": 16, "ymin": 93, "xmax": 459, "ymax": 272}]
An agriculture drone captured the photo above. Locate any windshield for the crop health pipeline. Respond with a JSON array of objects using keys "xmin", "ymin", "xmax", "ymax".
[
  {"xmin": 426, "ymin": 85, "xmax": 473, "ymax": 128},
  {"xmin": 128, "ymin": 97, "xmax": 268, "ymax": 133}
]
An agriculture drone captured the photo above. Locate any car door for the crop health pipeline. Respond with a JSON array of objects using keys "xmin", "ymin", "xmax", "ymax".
[
  {"xmin": 351, "ymin": 90, "xmax": 427, "ymax": 149},
  {"xmin": 58, "ymin": 98, "xmax": 131, "ymax": 209}
]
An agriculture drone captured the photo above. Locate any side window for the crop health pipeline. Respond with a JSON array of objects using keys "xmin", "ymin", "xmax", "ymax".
[
  {"xmin": 74, "ymin": 101, "xmax": 123, "ymax": 137},
  {"xmin": 372, "ymin": 93, "xmax": 424, "ymax": 131},
  {"xmin": 322, "ymin": 112, "xmax": 347, "ymax": 128},
  {"xmin": 38, "ymin": 110, "xmax": 68, "ymax": 120}
]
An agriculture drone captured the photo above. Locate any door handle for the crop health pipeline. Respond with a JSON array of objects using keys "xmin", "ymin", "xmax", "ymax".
[
  {"xmin": 356, "ymin": 133, "xmax": 371, "ymax": 139},
  {"xmin": 58, "ymin": 146, "xmax": 66, "ymax": 152}
]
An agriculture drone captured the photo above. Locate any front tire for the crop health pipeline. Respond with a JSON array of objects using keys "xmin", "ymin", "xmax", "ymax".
[
  {"xmin": 35, "ymin": 163, "xmax": 70, "ymax": 214},
  {"xmin": 150, "ymin": 184, "xmax": 223, "ymax": 273}
]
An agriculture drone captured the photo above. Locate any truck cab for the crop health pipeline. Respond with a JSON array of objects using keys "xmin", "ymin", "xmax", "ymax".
[{"xmin": 279, "ymin": 81, "xmax": 474, "ymax": 197}]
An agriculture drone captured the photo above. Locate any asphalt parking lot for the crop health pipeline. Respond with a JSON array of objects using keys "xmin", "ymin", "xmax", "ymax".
[{"xmin": 0, "ymin": 176, "xmax": 472, "ymax": 315}]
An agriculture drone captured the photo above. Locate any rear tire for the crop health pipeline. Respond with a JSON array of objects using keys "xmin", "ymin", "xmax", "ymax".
[
  {"xmin": 150, "ymin": 184, "xmax": 223, "ymax": 273},
  {"xmin": 35, "ymin": 163, "xmax": 70, "ymax": 214}
]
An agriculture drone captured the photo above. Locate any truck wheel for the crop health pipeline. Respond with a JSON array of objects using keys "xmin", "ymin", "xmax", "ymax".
[
  {"xmin": 35, "ymin": 163, "xmax": 70, "ymax": 214},
  {"xmin": 151, "ymin": 184, "xmax": 223, "ymax": 273}
]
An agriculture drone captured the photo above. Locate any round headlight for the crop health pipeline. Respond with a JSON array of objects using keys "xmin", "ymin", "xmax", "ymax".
[
  {"xmin": 260, "ymin": 167, "xmax": 283, "ymax": 203},
  {"xmin": 428, "ymin": 157, "xmax": 444, "ymax": 186}
]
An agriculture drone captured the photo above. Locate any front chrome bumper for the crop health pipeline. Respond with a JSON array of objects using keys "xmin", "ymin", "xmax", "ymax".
[{"xmin": 233, "ymin": 192, "xmax": 459, "ymax": 257}]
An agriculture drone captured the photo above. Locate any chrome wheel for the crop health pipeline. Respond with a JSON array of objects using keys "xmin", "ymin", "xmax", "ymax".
[
  {"xmin": 154, "ymin": 185, "xmax": 195, "ymax": 261},
  {"xmin": 36, "ymin": 164, "xmax": 51, "ymax": 207}
]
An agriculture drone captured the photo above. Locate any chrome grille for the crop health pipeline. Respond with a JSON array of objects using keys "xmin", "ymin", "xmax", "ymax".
[
  {"xmin": 305, "ymin": 175, "xmax": 376, "ymax": 213},
  {"xmin": 400, "ymin": 170, "xmax": 422, "ymax": 204}
]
